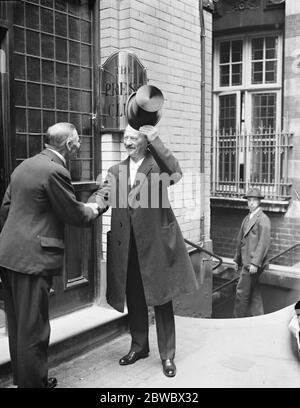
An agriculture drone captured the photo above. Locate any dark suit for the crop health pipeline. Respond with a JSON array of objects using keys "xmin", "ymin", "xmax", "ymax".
[
  {"xmin": 90, "ymin": 136, "xmax": 197, "ymax": 360},
  {"xmin": 233, "ymin": 208, "xmax": 271, "ymax": 317},
  {"xmin": 0, "ymin": 149, "xmax": 96, "ymax": 387}
]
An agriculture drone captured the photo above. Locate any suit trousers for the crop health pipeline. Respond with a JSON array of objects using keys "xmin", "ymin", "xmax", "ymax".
[
  {"xmin": 0, "ymin": 268, "xmax": 53, "ymax": 388},
  {"xmin": 126, "ymin": 233, "xmax": 175, "ymax": 360},
  {"xmin": 233, "ymin": 266, "xmax": 264, "ymax": 318}
]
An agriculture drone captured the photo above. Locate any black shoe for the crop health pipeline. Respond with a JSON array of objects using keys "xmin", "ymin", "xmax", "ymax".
[
  {"xmin": 119, "ymin": 350, "xmax": 149, "ymax": 366},
  {"xmin": 47, "ymin": 377, "xmax": 57, "ymax": 388},
  {"xmin": 162, "ymin": 359, "xmax": 176, "ymax": 377}
]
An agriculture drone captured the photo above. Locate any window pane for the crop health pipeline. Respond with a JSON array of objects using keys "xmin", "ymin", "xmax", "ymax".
[
  {"xmin": 70, "ymin": 112, "xmax": 81, "ymax": 130},
  {"xmin": 220, "ymin": 65, "xmax": 229, "ymax": 87},
  {"xmin": 79, "ymin": 136, "xmax": 92, "ymax": 158},
  {"xmin": 57, "ymin": 111, "xmax": 69, "ymax": 122},
  {"xmin": 41, "ymin": 34, "xmax": 54, "ymax": 59},
  {"xmin": 15, "ymin": 134, "xmax": 28, "ymax": 158},
  {"xmin": 14, "ymin": 1, "xmax": 25, "ymax": 26},
  {"xmin": 265, "ymin": 60, "xmax": 276, "ymax": 83},
  {"xmin": 28, "ymin": 83, "xmax": 41, "ymax": 107},
  {"xmin": 56, "ymin": 87, "xmax": 69, "ymax": 110},
  {"xmin": 25, "ymin": 3, "xmax": 40, "ymax": 30},
  {"xmin": 26, "ymin": 30, "xmax": 40, "ymax": 56},
  {"xmin": 220, "ymin": 42, "xmax": 230, "ymax": 64},
  {"xmin": 231, "ymin": 64, "xmax": 242, "ymax": 85},
  {"xmin": 41, "ymin": 0, "xmax": 54, "ymax": 8},
  {"xmin": 42, "ymin": 85, "xmax": 55, "ymax": 108},
  {"xmin": 82, "ymin": 114, "xmax": 92, "ymax": 135},
  {"xmin": 81, "ymin": 20, "xmax": 91, "ymax": 43},
  {"xmin": 69, "ymin": 17, "xmax": 81, "ymax": 41},
  {"xmin": 219, "ymin": 94, "xmax": 236, "ymax": 134},
  {"xmin": 252, "ymin": 38, "xmax": 264, "ymax": 60},
  {"xmin": 28, "ymin": 109, "xmax": 42, "ymax": 132},
  {"xmin": 55, "ymin": 11, "xmax": 67, "ymax": 37},
  {"xmin": 42, "ymin": 60, "xmax": 54, "ymax": 83},
  {"xmin": 14, "ymin": 28, "xmax": 25, "ymax": 53},
  {"xmin": 81, "ymin": 91, "xmax": 92, "ymax": 113},
  {"xmin": 56, "ymin": 62, "xmax": 68, "ymax": 86},
  {"xmin": 69, "ymin": 41, "xmax": 81, "ymax": 65},
  {"xmin": 68, "ymin": 0, "xmax": 81, "ymax": 17},
  {"xmin": 70, "ymin": 89, "xmax": 81, "ymax": 111},
  {"xmin": 81, "ymin": 68, "xmax": 92, "ymax": 89},
  {"xmin": 252, "ymin": 93, "xmax": 276, "ymax": 132},
  {"xmin": 231, "ymin": 40, "xmax": 242, "ymax": 62},
  {"xmin": 41, "ymin": 7, "xmax": 54, "ymax": 34},
  {"xmin": 15, "ymin": 81, "xmax": 26, "ymax": 106},
  {"xmin": 15, "ymin": 108, "xmax": 27, "ymax": 132},
  {"xmin": 14, "ymin": 54, "xmax": 26, "ymax": 79},
  {"xmin": 29, "ymin": 135, "xmax": 42, "ymax": 156},
  {"xmin": 55, "ymin": 37, "xmax": 68, "ymax": 61},
  {"xmin": 252, "ymin": 61, "xmax": 263, "ymax": 84},
  {"xmin": 81, "ymin": 44, "xmax": 91, "ymax": 67},
  {"xmin": 43, "ymin": 110, "xmax": 55, "ymax": 131},
  {"xmin": 27, "ymin": 57, "xmax": 41, "ymax": 82},
  {"xmin": 55, "ymin": 0, "xmax": 67, "ymax": 12},
  {"xmin": 69, "ymin": 65, "xmax": 80, "ymax": 87}
]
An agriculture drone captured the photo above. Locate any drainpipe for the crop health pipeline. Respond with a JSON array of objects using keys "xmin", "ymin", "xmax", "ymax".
[{"xmin": 199, "ymin": 0, "xmax": 206, "ymax": 243}]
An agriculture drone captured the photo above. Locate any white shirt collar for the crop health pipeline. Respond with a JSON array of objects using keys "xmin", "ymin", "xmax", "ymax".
[
  {"xmin": 46, "ymin": 148, "xmax": 66, "ymax": 166},
  {"xmin": 129, "ymin": 157, "xmax": 145, "ymax": 187},
  {"xmin": 249, "ymin": 207, "xmax": 260, "ymax": 219}
]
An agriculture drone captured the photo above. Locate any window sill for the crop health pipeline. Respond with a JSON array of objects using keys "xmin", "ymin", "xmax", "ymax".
[{"xmin": 210, "ymin": 196, "xmax": 290, "ymax": 213}]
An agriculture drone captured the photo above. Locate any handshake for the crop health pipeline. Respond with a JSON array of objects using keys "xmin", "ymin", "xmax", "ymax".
[{"xmin": 84, "ymin": 202, "xmax": 101, "ymax": 217}]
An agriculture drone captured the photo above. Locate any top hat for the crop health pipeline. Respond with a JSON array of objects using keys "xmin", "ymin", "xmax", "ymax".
[
  {"xmin": 243, "ymin": 188, "xmax": 264, "ymax": 199},
  {"xmin": 125, "ymin": 85, "xmax": 164, "ymax": 130}
]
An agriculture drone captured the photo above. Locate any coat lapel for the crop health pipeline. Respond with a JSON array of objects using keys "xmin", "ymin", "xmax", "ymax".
[{"xmin": 243, "ymin": 208, "xmax": 262, "ymax": 237}]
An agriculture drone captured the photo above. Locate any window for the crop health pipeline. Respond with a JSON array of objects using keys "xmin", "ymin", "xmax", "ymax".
[
  {"xmin": 212, "ymin": 32, "xmax": 292, "ymax": 200},
  {"xmin": 13, "ymin": 0, "xmax": 94, "ymax": 181}
]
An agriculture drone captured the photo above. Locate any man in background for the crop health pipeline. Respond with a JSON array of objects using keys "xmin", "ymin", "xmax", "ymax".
[{"xmin": 233, "ymin": 188, "xmax": 271, "ymax": 318}]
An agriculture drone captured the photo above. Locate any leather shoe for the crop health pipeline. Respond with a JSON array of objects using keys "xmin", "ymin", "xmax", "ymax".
[
  {"xmin": 119, "ymin": 350, "xmax": 149, "ymax": 366},
  {"xmin": 162, "ymin": 359, "xmax": 176, "ymax": 377},
  {"xmin": 47, "ymin": 377, "xmax": 57, "ymax": 388}
]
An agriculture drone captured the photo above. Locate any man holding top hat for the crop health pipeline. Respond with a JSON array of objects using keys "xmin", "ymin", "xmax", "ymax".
[
  {"xmin": 89, "ymin": 85, "xmax": 198, "ymax": 377},
  {"xmin": 233, "ymin": 188, "xmax": 271, "ymax": 318}
]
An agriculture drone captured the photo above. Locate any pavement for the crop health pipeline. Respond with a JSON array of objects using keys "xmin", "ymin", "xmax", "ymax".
[
  {"xmin": 23, "ymin": 304, "xmax": 300, "ymax": 388},
  {"xmin": 1, "ymin": 304, "xmax": 300, "ymax": 388}
]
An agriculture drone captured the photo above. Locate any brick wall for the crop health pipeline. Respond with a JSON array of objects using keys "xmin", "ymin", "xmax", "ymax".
[{"xmin": 99, "ymin": 0, "xmax": 213, "ymax": 258}]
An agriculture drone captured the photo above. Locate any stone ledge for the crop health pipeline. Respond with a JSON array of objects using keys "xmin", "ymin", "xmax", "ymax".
[
  {"xmin": 0, "ymin": 304, "xmax": 128, "ymax": 375},
  {"xmin": 211, "ymin": 196, "xmax": 290, "ymax": 213}
]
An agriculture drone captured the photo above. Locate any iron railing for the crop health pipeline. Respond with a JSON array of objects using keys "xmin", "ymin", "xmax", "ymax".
[
  {"xmin": 211, "ymin": 129, "xmax": 293, "ymax": 200},
  {"xmin": 184, "ymin": 238, "xmax": 223, "ymax": 271},
  {"xmin": 212, "ymin": 242, "xmax": 300, "ymax": 294}
]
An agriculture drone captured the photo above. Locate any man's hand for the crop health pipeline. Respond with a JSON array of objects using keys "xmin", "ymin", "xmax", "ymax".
[
  {"xmin": 139, "ymin": 125, "xmax": 159, "ymax": 142},
  {"xmin": 249, "ymin": 264, "xmax": 258, "ymax": 274},
  {"xmin": 84, "ymin": 202, "xmax": 100, "ymax": 217},
  {"xmin": 233, "ymin": 261, "xmax": 239, "ymax": 272}
]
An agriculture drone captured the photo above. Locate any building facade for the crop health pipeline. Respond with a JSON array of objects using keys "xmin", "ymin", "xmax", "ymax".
[
  {"xmin": 0, "ymin": 0, "xmax": 213, "ymax": 320},
  {"xmin": 210, "ymin": 0, "xmax": 300, "ymax": 266}
]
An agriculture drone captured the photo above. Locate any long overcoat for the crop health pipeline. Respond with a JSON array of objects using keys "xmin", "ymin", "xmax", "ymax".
[
  {"xmin": 234, "ymin": 208, "xmax": 271, "ymax": 270},
  {"xmin": 91, "ymin": 136, "xmax": 198, "ymax": 312}
]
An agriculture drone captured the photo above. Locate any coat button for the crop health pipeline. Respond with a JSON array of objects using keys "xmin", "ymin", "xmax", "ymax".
[
  {"xmin": 120, "ymin": 222, "xmax": 123, "ymax": 227},
  {"xmin": 117, "ymin": 240, "xmax": 121, "ymax": 246}
]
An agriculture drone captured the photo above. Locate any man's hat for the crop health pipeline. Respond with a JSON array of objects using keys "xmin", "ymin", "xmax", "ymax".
[
  {"xmin": 125, "ymin": 85, "xmax": 164, "ymax": 130},
  {"xmin": 243, "ymin": 188, "xmax": 264, "ymax": 199}
]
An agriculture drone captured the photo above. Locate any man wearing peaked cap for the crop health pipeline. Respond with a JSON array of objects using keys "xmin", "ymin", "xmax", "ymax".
[{"xmin": 233, "ymin": 187, "xmax": 271, "ymax": 317}]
